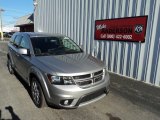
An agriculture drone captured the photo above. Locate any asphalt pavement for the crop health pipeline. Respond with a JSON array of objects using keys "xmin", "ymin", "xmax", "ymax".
[{"xmin": 0, "ymin": 42, "xmax": 160, "ymax": 120}]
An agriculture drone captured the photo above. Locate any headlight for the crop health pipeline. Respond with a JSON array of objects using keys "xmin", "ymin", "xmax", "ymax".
[
  {"xmin": 47, "ymin": 74, "xmax": 75, "ymax": 85},
  {"xmin": 103, "ymin": 68, "xmax": 106, "ymax": 75}
]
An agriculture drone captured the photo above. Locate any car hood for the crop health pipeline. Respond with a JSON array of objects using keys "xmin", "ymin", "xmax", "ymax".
[{"xmin": 35, "ymin": 53, "xmax": 105, "ymax": 74}]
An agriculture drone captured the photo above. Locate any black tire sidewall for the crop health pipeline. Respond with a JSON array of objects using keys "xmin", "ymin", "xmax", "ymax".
[{"xmin": 7, "ymin": 58, "xmax": 14, "ymax": 74}]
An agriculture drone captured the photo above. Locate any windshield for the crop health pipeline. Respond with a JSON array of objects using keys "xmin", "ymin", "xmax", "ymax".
[{"xmin": 31, "ymin": 36, "xmax": 82, "ymax": 56}]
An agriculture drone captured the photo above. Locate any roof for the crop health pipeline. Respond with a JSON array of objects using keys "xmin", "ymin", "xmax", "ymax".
[
  {"xmin": 15, "ymin": 14, "xmax": 34, "ymax": 27},
  {"xmin": 14, "ymin": 32, "xmax": 65, "ymax": 38}
]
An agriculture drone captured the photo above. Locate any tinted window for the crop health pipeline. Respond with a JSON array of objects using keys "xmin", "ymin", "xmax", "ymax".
[
  {"xmin": 14, "ymin": 35, "xmax": 22, "ymax": 47},
  {"xmin": 19, "ymin": 37, "xmax": 30, "ymax": 49},
  {"xmin": 31, "ymin": 37, "xmax": 82, "ymax": 56},
  {"xmin": 10, "ymin": 34, "xmax": 16, "ymax": 43}
]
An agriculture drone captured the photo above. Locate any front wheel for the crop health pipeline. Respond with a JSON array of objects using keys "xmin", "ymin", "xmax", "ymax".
[{"xmin": 31, "ymin": 77, "xmax": 46, "ymax": 108}]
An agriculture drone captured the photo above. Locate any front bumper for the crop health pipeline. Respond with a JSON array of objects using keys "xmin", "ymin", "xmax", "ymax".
[{"xmin": 47, "ymin": 73, "xmax": 110, "ymax": 108}]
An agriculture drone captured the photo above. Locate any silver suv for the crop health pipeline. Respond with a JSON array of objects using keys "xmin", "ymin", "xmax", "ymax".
[{"xmin": 7, "ymin": 32, "xmax": 110, "ymax": 108}]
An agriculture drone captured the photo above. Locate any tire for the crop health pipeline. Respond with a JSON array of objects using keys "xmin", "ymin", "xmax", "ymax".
[
  {"xmin": 7, "ymin": 58, "xmax": 14, "ymax": 74},
  {"xmin": 31, "ymin": 77, "xmax": 46, "ymax": 108}
]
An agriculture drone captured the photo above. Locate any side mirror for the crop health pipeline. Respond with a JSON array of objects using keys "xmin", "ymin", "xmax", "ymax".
[{"xmin": 18, "ymin": 48, "xmax": 30, "ymax": 56}]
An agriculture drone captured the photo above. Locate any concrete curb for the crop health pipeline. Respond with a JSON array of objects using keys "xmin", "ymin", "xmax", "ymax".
[{"xmin": 109, "ymin": 72, "xmax": 160, "ymax": 112}]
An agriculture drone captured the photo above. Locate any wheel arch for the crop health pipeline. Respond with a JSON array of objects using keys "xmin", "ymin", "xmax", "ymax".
[
  {"xmin": 29, "ymin": 67, "xmax": 51, "ymax": 99},
  {"xmin": 7, "ymin": 53, "xmax": 15, "ymax": 67}
]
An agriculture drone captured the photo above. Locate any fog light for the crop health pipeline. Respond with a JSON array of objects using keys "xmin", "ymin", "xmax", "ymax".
[
  {"xmin": 64, "ymin": 100, "xmax": 69, "ymax": 105},
  {"xmin": 60, "ymin": 99, "xmax": 73, "ymax": 106}
]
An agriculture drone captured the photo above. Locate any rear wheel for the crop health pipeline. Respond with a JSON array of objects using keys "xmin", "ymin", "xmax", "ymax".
[
  {"xmin": 31, "ymin": 77, "xmax": 47, "ymax": 108},
  {"xmin": 7, "ymin": 58, "xmax": 14, "ymax": 74}
]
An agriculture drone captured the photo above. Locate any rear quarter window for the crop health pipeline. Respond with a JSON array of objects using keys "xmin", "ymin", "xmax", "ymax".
[
  {"xmin": 19, "ymin": 37, "xmax": 30, "ymax": 49},
  {"xmin": 14, "ymin": 35, "xmax": 22, "ymax": 47},
  {"xmin": 10, "ymin": 34, "xmax": 16, "ymax": 43}
]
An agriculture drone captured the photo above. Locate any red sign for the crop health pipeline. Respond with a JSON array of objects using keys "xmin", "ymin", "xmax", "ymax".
[{"xmin": 95, "ymin": 16, "xmax": 148, "ymax": 42}]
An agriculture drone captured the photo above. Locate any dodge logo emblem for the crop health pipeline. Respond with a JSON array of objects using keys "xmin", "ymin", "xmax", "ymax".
[{"xmin": 135, "ymin": 25, "xmax": 143, "ymax": 34}]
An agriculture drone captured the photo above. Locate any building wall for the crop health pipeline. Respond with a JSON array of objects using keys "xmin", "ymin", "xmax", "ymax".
[{"xmin": 34, "ymin": 0, "xmax": 160, "ymax": 86}]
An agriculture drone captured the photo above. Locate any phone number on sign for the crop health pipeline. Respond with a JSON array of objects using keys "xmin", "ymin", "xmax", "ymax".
[{"xmin": 100, "ymin": 34, "xmax": 133, "ymax": 40}]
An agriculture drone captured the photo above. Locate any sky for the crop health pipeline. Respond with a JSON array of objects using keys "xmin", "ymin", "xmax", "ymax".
[{"xmin": 0, "ymin": 0, "xmax": 33, "ymax": 31}]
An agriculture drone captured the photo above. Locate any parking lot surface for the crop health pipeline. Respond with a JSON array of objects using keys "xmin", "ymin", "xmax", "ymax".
[{"xmin": 0, "ymin": 43, "xmax": 160, "ymax": 120}]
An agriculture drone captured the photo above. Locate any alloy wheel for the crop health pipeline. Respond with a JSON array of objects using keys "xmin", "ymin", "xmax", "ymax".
[{"xmin": 31, "ymin": 81, "xmax": 41, "ymax": 105}]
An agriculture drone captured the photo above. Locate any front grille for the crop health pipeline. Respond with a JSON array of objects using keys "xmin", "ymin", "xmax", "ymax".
[
  {"xmin": 73, "ymin": 69, "xmax": 104, "ymax": 87},
  {"xmin": 94, "ymin": 75, "xmax": 103, "ymax": 82},
  {"xmin": 76, "ymin": 79, "xmax": 92, "ymax": 86},
  {"xmin": 73, "ymin": 74, "xmax": 91, "ymax": 79},
  {"xmin": 94, "ymin": 70, "xmax": 103, "ymax": 76},
  {"xmin": 76, "ymin": 88, "xmax": 106, "ymax": 106}
]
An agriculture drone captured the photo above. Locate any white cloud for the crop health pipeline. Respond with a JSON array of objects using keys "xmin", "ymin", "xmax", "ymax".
[{"xmin": 2, "ymin": 26, "xmax": 19, "ymax": 32}]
